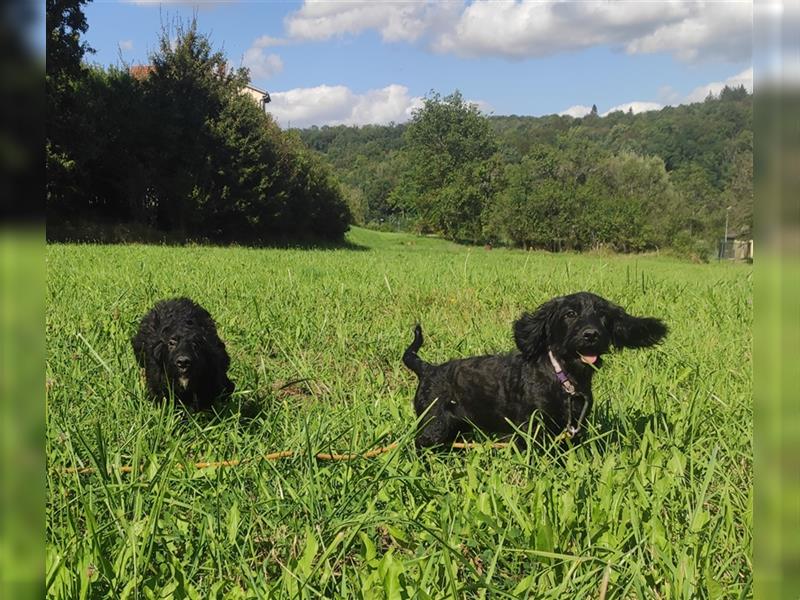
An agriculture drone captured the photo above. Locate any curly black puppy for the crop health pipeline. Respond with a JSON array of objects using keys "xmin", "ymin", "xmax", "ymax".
[
  {"xmin": 403, "ymin": 292, "xmax": 667, "ymax": 448},
  {"xmin": 132, "ymin": 297, "xmax": 234, "ymax": 410}
]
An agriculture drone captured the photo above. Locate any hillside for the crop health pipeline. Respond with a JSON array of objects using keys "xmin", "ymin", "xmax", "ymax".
[{"xmin": 297, "ymin": 88, "xmax": 752, "ymax": 257}]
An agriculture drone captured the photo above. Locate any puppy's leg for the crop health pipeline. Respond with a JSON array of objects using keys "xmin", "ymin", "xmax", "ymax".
[
  {"xmin": 222, "ymin": 375, "xmax": 235, "ymax": 398},
  {"xmin": 415, "ymin": 404, "xmax": 458, "ymax": 450}
]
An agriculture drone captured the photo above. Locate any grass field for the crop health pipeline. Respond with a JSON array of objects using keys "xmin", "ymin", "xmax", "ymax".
[{"xmin": 46, "ymin": 227, "xmax": 752, "ymax": 598}]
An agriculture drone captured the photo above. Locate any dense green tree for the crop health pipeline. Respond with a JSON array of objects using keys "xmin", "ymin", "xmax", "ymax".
[
  {"xmin": 144, "ymin": 17, "xmax": 250, "ymax": 232},
  {"xmin": 296, "ymin": 87, "xmax": 751, "ymax": 257},
  {"xmin": 46, "ymin": 0, "xmax": 93, "ymax": 210},
  {"xmin": 46, "ymin": 16, "xmax": 351, "ymax": 243},
  {"xmin": 486, "ymin": 148, "xmax": 575, "ymax": 249},
  {"xmin": 394, "ymin": 91, "xmax": 498, "ymax": 240},
  {"xmin": 46, "ymin": 0, "xmax": 92, "ymax": 79}
]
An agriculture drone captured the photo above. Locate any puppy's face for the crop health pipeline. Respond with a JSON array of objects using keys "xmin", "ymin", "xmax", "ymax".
[
  {"xmin": 155, "ymin": 321, "xmax": 207, "ymax": 391},
  {"xmin": 548, "ymin": 294, "xmax": 614, "ymax": 367},
  {"xmin": 514, "ymin": 292, "xmax": 667, "ymax": 366}
]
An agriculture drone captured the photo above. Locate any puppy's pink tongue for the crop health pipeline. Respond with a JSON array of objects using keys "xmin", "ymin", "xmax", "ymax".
[{"xmin": 580, "ymin": 354, "xmax": 598, "ymax": 365}]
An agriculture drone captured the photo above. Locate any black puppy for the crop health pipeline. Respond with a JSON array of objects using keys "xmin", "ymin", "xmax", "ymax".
[
  {"xmin": 132, "ymin": 297, "xmax": 234, "ymax": 410},
  {"xmin": 403, "ymin": 292, "xmax": 667, "ymax": 448}
]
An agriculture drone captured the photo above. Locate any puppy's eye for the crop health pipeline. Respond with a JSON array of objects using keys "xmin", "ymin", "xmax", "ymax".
[
  {"xmin": 564, "ymin": 309, "xmax": 578, "ymax": 319},
  {"xmin": 168, "ymin": 338, "xmax": 177, "ymax": 348}
]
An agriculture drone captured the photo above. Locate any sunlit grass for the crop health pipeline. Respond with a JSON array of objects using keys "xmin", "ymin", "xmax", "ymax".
[{"xmin": 46, "ymin": 227, "xmax": 752, "ymax": 598}]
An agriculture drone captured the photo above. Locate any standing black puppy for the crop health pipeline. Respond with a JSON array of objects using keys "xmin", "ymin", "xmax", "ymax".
[
  {"xmin": 403, "ymin": 292, "xmax": 667, "ymax": 448},
  {"xmin": 132, "ymin": 297, "xmax": 234, "ymax": 410}
]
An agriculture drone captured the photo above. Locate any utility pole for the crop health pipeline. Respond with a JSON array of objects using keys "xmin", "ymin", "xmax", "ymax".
[{"xmin": 722, "ymin": 205, "xmax": 731, "ymax": 260}]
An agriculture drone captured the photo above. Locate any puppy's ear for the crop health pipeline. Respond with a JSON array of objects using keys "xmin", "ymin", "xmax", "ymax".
[
  {"xmin": 610, "ymin": 306, "xmax": 668, "ymax": 349},
  {"xmin": 132, "ymin": 311, "xmax": 159, "ymax": 368},
  {"xmin": 514, "ymin": 298, "xmax": 560, "ymax": 359}
]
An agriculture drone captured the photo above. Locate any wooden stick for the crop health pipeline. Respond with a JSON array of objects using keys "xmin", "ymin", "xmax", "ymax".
[{"xmin": 58, "ymin": 440, "xmax": 511, "ymax": 475}]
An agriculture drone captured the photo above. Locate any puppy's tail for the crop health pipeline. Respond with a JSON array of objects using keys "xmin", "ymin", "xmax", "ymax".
[{"xmin": 403, "ymin": 324, "xmax": 429, "ymax": 377}]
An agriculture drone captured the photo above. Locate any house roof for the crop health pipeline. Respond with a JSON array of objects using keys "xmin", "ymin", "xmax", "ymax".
[
  {"xmin": 129, "ymin": 65, "xmax": 154, "ymax": 80},
  {"xmin": 244, "ymin": 83, "xmax": 268, "ymax": 95}
]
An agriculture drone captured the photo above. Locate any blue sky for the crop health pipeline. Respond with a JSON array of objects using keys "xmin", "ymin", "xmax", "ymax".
[{"xmin": 83, "ymin": 1, "xmax": 753, "ymax": 128}]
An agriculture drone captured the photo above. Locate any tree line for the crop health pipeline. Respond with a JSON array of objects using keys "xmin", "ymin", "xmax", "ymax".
[
  {"xmin": 299, "ymin": 89, "xmax": 752, "ymax": 258},
  {"xmin": 46, "ymin": 5, "xmax": 350, "ymax": 244}
]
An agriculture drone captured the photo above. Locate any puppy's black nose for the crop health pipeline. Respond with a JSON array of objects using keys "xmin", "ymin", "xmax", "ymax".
[
  {"xmin": 582, "ymin": 328, "xmax": 599, "ymax": 342},
  {"xmin": 175, "ymin": 356, "xmax": 191, "ymax": 370}
]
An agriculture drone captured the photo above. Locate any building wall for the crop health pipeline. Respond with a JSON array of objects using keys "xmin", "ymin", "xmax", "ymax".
[{"xmin": 242, "ymin": 86, "xmax": 267, "ymax": 104}]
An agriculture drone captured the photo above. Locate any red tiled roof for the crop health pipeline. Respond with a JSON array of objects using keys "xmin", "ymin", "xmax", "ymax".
[{"xmin": 129, "ymin": 65, "xmax": 154, "ymax": 80}]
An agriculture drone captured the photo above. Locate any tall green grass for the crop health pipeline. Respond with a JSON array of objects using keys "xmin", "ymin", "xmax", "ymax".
[{"xmin": 46, "ymin": 228, "xmax": 752, "ymax": 598}]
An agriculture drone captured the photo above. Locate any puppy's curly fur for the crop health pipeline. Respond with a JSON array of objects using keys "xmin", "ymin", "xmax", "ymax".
[
  {"xmin": 132, "ymin": 297, "xmax": 234, "ymax": 410},
  {"xmin": 403, "ymin": 292, "xmax": 667, "ymax": 448}
]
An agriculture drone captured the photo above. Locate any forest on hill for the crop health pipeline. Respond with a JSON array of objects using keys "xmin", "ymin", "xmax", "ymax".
[{"xmin": 297, "ymin": 89, "xmax": 752, "ymax": 258}]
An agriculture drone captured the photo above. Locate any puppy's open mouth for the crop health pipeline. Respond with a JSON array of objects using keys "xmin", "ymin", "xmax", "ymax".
[
  {"xmin": 178, "ymin": 376, "xmax": 190, "ymax": 389},
  {"xmin": 579, "ymin": 353, "xmax": 598, "ymax": 365}
]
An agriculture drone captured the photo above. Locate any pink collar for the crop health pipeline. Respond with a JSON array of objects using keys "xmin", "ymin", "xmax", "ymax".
[{"xmin": 548, "ymin": 350, "xmax": 576, "ymax": 395}]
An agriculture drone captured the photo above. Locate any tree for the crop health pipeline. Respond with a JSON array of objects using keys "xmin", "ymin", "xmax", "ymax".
[
  {"xmin": 144, "ymin": 17, "xmax": 249, "ymax": 232},
  {"xmin": 46, "ymin": 0, "xmax": 93, "ymax": 209},
  {"xmin": 486, "ymin": 148, "xmax": 574, "ymax": 249},
  {"xmin": 46, "ymin": 0, "xmax": 92, "ymax": 80},
  {"xmin": 396, "ymin": 90, "xmax": 498, "ymax": 240},
  {"xmin": 293, "ymin": 88, "xmax": 752, "ymax": 256},
  {"xmin": 47, "ymin": 14, "xmax": 351, "ymax": 243}
]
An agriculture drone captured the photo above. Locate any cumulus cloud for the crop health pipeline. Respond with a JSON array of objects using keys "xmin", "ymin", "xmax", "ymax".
[
  {"xmin": 251, "ymin": 35, "xmax": 288, "ymax": 48},
  {"xmin": 284, "ymin": 1, "xmax": 459, "ymax": 43},
  {"xmin": 558, "ymin": 105, "xmax": 593, "ymax": 118},
  {"xmin": 602, "ymin": 101, "xmax": 664, "ymax": 116},
  {"xmin": 242, "ymin": 45, "xmax": 284, "ymax": 79},
  {"xmin": 625, "ymin": 4, "xmax": 752, "ymax": 63},
  {"xmin": 437, "ymin": 1, "xmax": 751, "ymax": 62},
  {"xmin": 127, "ymin": 0, "xmax": 226, "ymax": 6},
  {"xmin": 282, "ymin": 0, "xmax": 751, "ymax": 63},
  {"xmin": 119, "ymin": 39, "xmax": 134, "ymax": 51},
  {"xmin": 558, "ymin": 67, "xmax": 752, "ymax": 119},
  {"xmin": 684, "ymin": 67, "xmax": 753, "ymax": 102},
  {"xmin": 266, "ymin": 84, "xmax": 427, "ymax": 128}
]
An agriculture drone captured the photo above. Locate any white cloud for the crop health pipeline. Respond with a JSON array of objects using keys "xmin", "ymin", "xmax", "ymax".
[
  {"xmin": 602, "ymin": 101, "xmax": 663, "ymax": 116},
  {"xmin": 558, "ymin": 105, "xmax": 593, "ymax": 118},
  {"xmin": 685, "ymin": 67, "xmax": 753, "ymax": 102},
  {"xmin": 266, "ymin": 84, "xmax": 427, "ymax": 128},
  {"xmin": 284, "ymin": 1, "xmax": 458, "ymax": 43},
  {"xmin": 251, "ymin": 35, "xmax": 288, "ymax": 48},
  {"xmin": 625, "ymin": 4, "xmax": 752, "ymax": 63},
  {"xmin": 242, "ymin": 46, "xmax": 284, "ymax": 79},
  {"xmin": 438, "ymin": 1, "xmax": 750, "ymax": 62},
  {"xmin": 127, "ymin": 0, "xmax": 227, "ymax": 6},
  {"xmin": 119, "ymin": 39, "xmax": 134, "ymax": 51},
  {"xmin": 282, "ymin": 0, "xmax": 751, "ymax": 64},
  {"xmin": 558, "ymin": 67, "xmax": 752, "ymax": 119}
]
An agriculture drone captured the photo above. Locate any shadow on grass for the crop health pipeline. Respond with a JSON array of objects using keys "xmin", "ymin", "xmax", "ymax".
[
  {"xmin": 587, "ymin": 408, "xmax": 676, "ymax": 457},
  {"xmin": 46, "ymin": 221, "xmax": 369, "ymax": 251}
]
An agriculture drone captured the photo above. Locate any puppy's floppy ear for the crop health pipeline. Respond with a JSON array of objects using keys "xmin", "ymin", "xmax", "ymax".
[
  {"xmin": 610, "ymin": 305, "xmax": 668, "ymax": 349},
  {"xmin": 132, "ymin": 310, "xmax": 159, "ymax": 367},
  {"xmin": 514, "ymin": 298, "xmax": 560, "ymax": 359}
]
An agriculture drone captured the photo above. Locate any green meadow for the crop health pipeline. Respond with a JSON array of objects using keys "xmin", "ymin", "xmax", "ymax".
[{"xmin": 46, "ymin": 227, "xmax": 752, "ymax": 598}]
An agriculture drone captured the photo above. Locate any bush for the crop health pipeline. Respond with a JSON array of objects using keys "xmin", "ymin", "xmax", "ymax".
[{"xmin": 46, "ymin": 17, "xmax": 351, "ymax": 243}]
